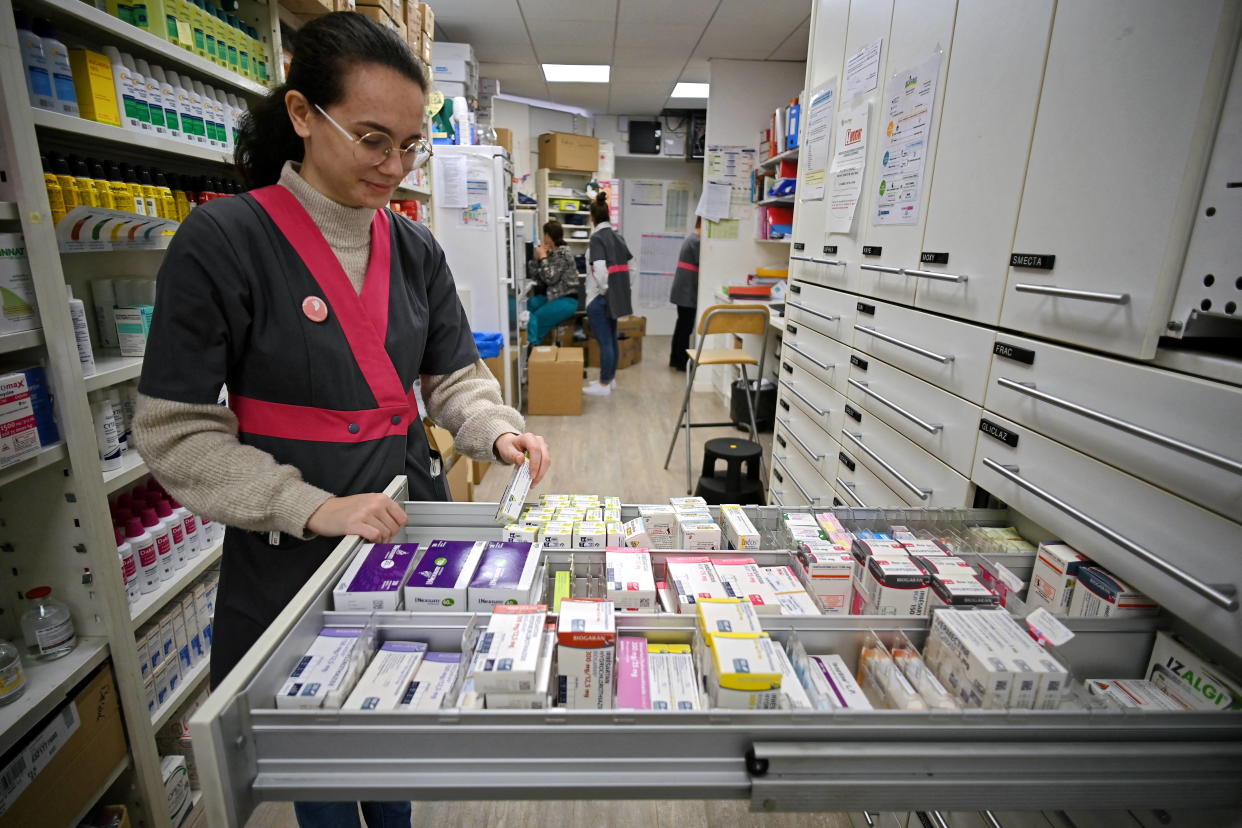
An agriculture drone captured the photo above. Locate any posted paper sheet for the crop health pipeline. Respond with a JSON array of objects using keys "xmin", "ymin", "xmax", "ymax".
[
  {"xmin": 629, "ymin": 180, "xmax": 665, "ymax": 207},
  {"xmin": 800, "ymin": 79, "xmax": 837, "ymax": 201},
  {"xmin": 874, "ymin": 54, "xmax": 941, "ymax": 226},
  {"xmin": 845, "ymin": 38, "xmax": 883, "ymax": 100},
  {"xmin": 435, "ymin": 154, "xmax": 468, "ymax": 208},
  {"xmin": 828, "ymin": 103, "xmax": 870, "ymax": 234},
  {"xmin": 696, "ymin": 182, "xmax": 732, "ymax": 222}
]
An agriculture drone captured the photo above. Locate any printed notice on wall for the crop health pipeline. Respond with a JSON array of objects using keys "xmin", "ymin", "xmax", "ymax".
[
  {"xmin": 460, "ymin": 179, "xmax": 490, "ymax": 230},
  {"xmin": 800, "ymin": 79, "xmax": 837, "ymax": 201},
  {"xmin": 639, "ymin": 233, "xmax": 683, "ymax": 276},
  {"xmin": 844, "ymin": 38, "xmax": 883, "ymax": 100},
  {"xmin": 696, "ymin": 182, "xmax": 732, "ymax": 222},
  {"xmin": 828, "ymin": 102, "xmax": 870, "ymax": 234},
  {"xmin": 434, "ymin": 154, "xmax": 468, "ymax": 208},
  {"xmin": 665, "ymin": 181, "xmax": 692, "ymax": 231},
  {"xmin": 629, "ymin": 180, "xmax": 665, "ymax": 207},
  {"xmin": 874, "ymin": 54, "xmax": 941, "ymax": 226}
]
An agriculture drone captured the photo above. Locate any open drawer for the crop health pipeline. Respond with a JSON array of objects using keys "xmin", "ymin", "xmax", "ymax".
[{"xmin": 190, "ymin": 489, "xmax": 1242, "ymax": 826}]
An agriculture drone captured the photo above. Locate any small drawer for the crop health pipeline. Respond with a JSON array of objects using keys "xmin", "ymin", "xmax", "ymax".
[
  {"xmin": 971, "ymin": 412, "xmax": 1242, "ymax": 654},
  {"xmin": 845, "ymin": 355, "xmax": 982, "ymax": 476},
  {"xmin": 770, "ymin": 434, "xmax": 836, "ymax": 509},
  {"xmin": 851, "ymin": 300, "xmax": 996, "ymax": 404},
  {"xmin": 838, "ymin": 412, "xmax": 973, "ymax": 507},
  {"xmin": 987, "ymin": 334, "xmax": 1242, "ymax": 523},
  {"xmin": 773, "ymin": 411, "xmax": 837, "ymax": 482},
  {"xmin": 781, "ymin": 323, "xmax": 852, "ymax": 395},
  {"xmin": 788, "ymin": 245, "xmax": 856, "ymax": 294},
  {"xmin": 777, "ymin": 361, "xmax": 849, "ymax": 439},
  {"xmin": 785, "ymin": 280, "xmax": 858, "ymax": 345},
  {"xmin": 832, "ymin": 444, "xmax": 908, "ymax": 509}
]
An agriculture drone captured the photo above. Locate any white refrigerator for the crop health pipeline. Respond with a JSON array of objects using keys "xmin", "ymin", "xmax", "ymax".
[{"xmin": 431, "ymin": 144, "xmax": 518, "ymax": 407}]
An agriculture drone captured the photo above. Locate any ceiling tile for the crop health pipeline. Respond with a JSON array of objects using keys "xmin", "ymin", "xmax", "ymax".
[
  {"xmin": 679, "ymin": 58, "xmax": 710, "ymax": 82},
  {"xmin": 519, "ymin": 0, "xmax": 618, "ymax": 22},
  {"xmin": 767, "ymin": 16, "xmax": 810, "ymax": 60},
  {"xmin": 606, "ymin": 81, "xmax": 676, "ymax": 114},
  {"xmin": 618, "ymin": 0, "xmax": 720, "ymax": 24},
  {"xmin": 614, "ymin": 22, "xmax": 707, "ymax": 64},
  {"xmin": 611, "ymin": 64, "xmax": 684, "ymax": 85},
  {"xmin": 692, "ymin": 0, "xmax": 809, "ymax": 61}
]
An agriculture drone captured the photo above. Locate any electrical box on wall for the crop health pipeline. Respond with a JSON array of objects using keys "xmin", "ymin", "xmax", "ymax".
[
  {"xmin": 687, "ymin": 112, "xmax": 707, "ymax": 160},
  {"xmin": 663, "ymin": 133, "xmax": 686, "ymax": 156},
  {"xmin": 628, "ymin": 121, "xmax": 662, "ymax": 154}
]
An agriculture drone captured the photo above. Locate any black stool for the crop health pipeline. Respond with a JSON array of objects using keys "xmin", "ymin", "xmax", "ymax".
[{"xmin": 694, "ymin": 438, "xmax": 765, "ymax": 505}]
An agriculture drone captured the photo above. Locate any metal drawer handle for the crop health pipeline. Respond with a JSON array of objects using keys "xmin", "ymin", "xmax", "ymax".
[
  {"xmin": 785, "ymin": 342, "xmax": 833, "ymax": 370},
  {"xmin": 776, "ymin": 416, "xmax": 825, "ymax": 460},
  {"xmin": 842, "ymin": 430, "xmax": 931, "ymax": 500},
  {"xmin": 1013, "ymin": 283, "xmax": 1130, "ymax": 304},
  {"xmin": 854, "ymin": 324, "xmax": 955, "ymax": 364},
  {"xmin": 770, "ymin": 490, "xmax": 787, "ymax": 506},
  {"xmin": 861, "ymin": 812, "xmax": 875, "ymax": 827},
  {"xmin": 904, "ymin": 267, "xmax": 968, "ymax": 283},
  {"xmin": 772, "ymin": 455, "xmax": 820, "ymax": 504},
  {"xmin": 779, "ymin": 378, "xmax": 828, "ymax": 416},
  {"xmin": 981, "ymin": 811, "xmax": 1003, "ymax": 828},
  {"xmin": 786, "ymin": 300, "xmax": 839, "ymax": 322},
  {"xmin": 996, "ymin": 377, "xmax": 1242, "ymax": 475},
  {"xmin": 848, "ymin": 378, "xmax": 943, "ymax": 434},
  {"xmin": 834, "ymin": 476, "xmax": 868, "ymax": 508},
  {"xmin": 790, "ymin": 254, "xmax": 816, "ymax": 263},
  {"xmin": 981, "ymin": 457, "xmax": 1238, "ymax": 611},
  {"xmin": 812, "ymin": 257, "xmax": 845, "ymax": 266},
  {"xmin": 860, "ymin": 264, "xmax": 904, "ymax": 275}
]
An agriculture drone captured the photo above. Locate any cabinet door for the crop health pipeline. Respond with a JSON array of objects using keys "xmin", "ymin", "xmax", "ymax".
[
  {"xmin": 770, "ymin": 428, "xmax": 836, "ymax": 509},
  {"xmin": 852, "ymin": 0, "xmax": 958, "ymax": 306},
  {"xmin": 781, "ymin": 322, "xmax": 853, "ymax": 395},
  {"xmin": 786, "ymin": 280, "xmax": 858, "ymax": 345},
  {"xmin": 913, "ymin": 0, "xmax": 1054, "ymax": 326},
  {"xmin": 839, "ymin": 407, "xmax": 973, "ymax": 507},
  {"xmin": 833, "ymin": 443, "xmax": 908, "ymax": 508},
  {"xmin": 999, "ymin": 0, "xmax": 1241, "ymax": 359}
]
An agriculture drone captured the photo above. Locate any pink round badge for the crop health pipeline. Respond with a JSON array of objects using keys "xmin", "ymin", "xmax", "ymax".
[{"xmin": 302, "ymin": 296, "xmax": 328, "ymax": 322}]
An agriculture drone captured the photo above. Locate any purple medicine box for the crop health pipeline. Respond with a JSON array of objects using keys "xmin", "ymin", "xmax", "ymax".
[
  {"xmin": 403, "ymin": 540, "xmax": 485, "ymax": 611},
  {"xmin": 333, "ymin": 543, "xmax": 420, "ymax": 611}
]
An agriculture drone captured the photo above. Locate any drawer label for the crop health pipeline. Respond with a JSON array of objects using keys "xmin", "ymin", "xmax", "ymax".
[
  {"xmin": 777, "ymin": 434, "xmax": 787, "ymax": 448},
  {"xmin": 856, "ymin": 302, "xmax": 876, "ymax": 315},
  {"xmin": 786, "ymin": 323, "xmax": 798, "ymax": 335},
  {"xmin": 993, "ymin": 341, "xmax": 1036, "ymax": 365},
  {"xmin": 850, "ymin": 355, "xmax": 869, "ymax": 371},
  {"xmin": 838, "ymin": 452, "xmax": 856, "ymax": 472},
  {"xmin": 790, "ymin": 283, "xmax": 802, "ymax": 294},
  {"xmin": 979, "ymin": 417, "xmax": 1019, "ymax": 447},
  {"xmin": 920, "ymin": 251, "xmax": 949, "ymax": 265},
  {"xmin": 1010, "ymin": 253, "xmax": 1055, "ymax": 270},
  {"xmin": 823, "ymin": 245, "xmax": 838, "ymax": 255},
  {"xmin": 844, "ymin": 404, "xmax": 862, "ymax": 422},
  {"xmin": 861, "ymin": 245, "xmax": 883, "ymax": 256},
  {"xmin": 780, "ymin": 399, "xmax": 791, "ymax": 411},
  {"xmin": 774, "ymin": 469, "xmax": 785, "ymax": 483},
  {"xmin": 782, "ymin": 362, "xmax": 794, "ymax": 374},
  {"xmin": 793, "ymin": 242, "xmax": 806, "ymax": 251}
]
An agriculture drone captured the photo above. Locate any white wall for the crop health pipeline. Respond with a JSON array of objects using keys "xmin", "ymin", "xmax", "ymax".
[
  {"xmin": 492, "ymin": 98, "xmax": 534, "ymax": 198},
  {"xmin": 698, "ymin": 58, "xmax": 806, "ymax": 392}
]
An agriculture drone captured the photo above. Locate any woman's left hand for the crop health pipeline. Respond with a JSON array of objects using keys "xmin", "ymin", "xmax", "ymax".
[{"xmin": 494, "ymin": 432, "xmax": 551, "ymax": 484}]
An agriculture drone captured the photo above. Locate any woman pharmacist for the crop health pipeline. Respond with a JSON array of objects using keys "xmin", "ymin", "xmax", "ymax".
[
  {"xmin": 584, "ymin": 191, "xmax": 633, "ymax": 396},
  {"xmin": 133, "ymin": 14, "xmax": 548, "ymax": 826},
  {"xmin": 525, "ymin": 219, "xmax": 580, "ymax": 345}
]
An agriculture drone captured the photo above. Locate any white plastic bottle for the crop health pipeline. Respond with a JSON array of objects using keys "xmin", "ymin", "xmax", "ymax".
[
  {"xmin": 186, "ymin": 80, "xmax": 209, "ymax": 148},
  {"xmin": 106, "ymin": 388, "xmax": 128, "ymax": 456},
  {"xmin": 116, "ymin": 526, "xmax": 138, "ymax": 604},
  {"xmin": 134, "ymin": 58, "xmax": 165, "ymax": 136},
  {"xmin": 68, "ymin": 287, "xmax": 96, "ymax": 375},
  {"xmin": 451, "ymin": 96, "xmax": 472, "ymax": 145},
  {"xmin": 168, "ymin": 498, "xmax": 201, "ymax": 558},
  {"xmin": 90, "ymin": 278, "xmax": 119, "ymax": 349},
  {"xmin": 207, "ymin": 85, "xmax": 231, "ymax": 151},
  {"xmin": 120, "ymin": 53, "xmax": 152, "ymax": 131},
  {"xmin": 156, "ymin": 500, "xmax": 188, "ymax": 571},
  {"xmin": 125, "ymin": 517, "xmax": 159, "ymax": 595},
  {"xmin": 190, "ymin": 81, "xmax": 217, "ymax": 149},
  {"xmin": 205, "ymin": 82, "xmax": 227, "ymax": 150},
  {"xmin": 34, "ymin": 18, "xmax": 79, "ymax": 117},
  {"xmin": 141, "ymin": 507, "xmax": 173, "ymax": 582},
  {"xmin": 90, "ymin": 395, "xmax": 122, "ymax": 472},
  {"xmin": 15, "ymin": 13, "xmax": 54, "ymax": 110},
  {"xmin": 169, "ymin": 71, "xmax": 201, "ymax": 145},
  {"xmin": 149, "ymin": 65, "xmax": 181, "ymax": 141},
  {"xmin": 226, "ymin": 93, "xmax": 245, "ymax": 147},
  {"xmin": 199, "ymin": 514, "xmax": 218, "ymax": 547}
]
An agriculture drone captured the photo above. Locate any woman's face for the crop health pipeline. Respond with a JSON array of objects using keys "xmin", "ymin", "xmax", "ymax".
[
  {"xmin": 543, "ymin": 232, "xmax": 555, "ymax": 249},
  {"xmin": 294, "ymin": 63, "xmax": 426, "ymax": 209}
]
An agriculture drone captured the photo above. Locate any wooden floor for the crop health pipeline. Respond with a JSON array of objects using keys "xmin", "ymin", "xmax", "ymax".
[{"xmin": 245, "ymin": 339, "xmax": 846, "ymax": 827}]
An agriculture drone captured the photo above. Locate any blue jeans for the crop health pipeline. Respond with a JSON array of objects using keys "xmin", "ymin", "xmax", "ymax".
[
  {"xmin": 586, "ymin": 295, "xmax": 618, "ymax": 383},
  {"xmin": 294, "ymin": 801, "xmax": 411, "ymax": 827},
  {"xmin": 527, "ymin": 294, "xmax": 578, "ymax": 345}
]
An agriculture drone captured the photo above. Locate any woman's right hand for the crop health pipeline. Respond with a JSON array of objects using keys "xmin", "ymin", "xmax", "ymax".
[
  {"xmin": 534, "ymin": 242, "xmax": 547, "ymax": 260},
  {"xmin": 307, "ymin": 493, "xmax": 408, "ymax": 542}
]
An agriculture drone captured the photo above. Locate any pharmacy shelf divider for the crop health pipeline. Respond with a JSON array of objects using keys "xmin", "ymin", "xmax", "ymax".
[
  {"xmin": 83, "ymin": 353, "xmax": 144, "ymax": 393},
  {"xmin": 0, "ymin": 201, "xmax": 17, "ymax": 221},
  {"xmin": 153, "ymin": 657, "xmax": 210, "ymax": 730},
  {"xmin": 32, "ymin": 109, "xmax": 235, "ymax": 167},
  {"xmin": 0, "ymin": 328, "xmax": 46, "ymax": 354},
  {"xmin": 757, "ymin": 146, "xmax": 799, "ymax": 169},
  {"xmin": 0, "ymin": 637, "xmax": 109, "ymax": 758},
  {"xmin": 67, "ymin": 755, "xmax": 132, "ymax": 828},
  {"xmin": 130, "ymin": 540, "xmax": 224, "ymax": 629},
  {"xmin": 0, "ymin": 441, "xmax": 67, "ymax": 488},
  {"xmin": 103, "ymin": 451, "xmax": 150, "ymax": 494}
]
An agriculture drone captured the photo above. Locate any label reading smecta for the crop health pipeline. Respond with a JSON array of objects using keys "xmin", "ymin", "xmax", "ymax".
[
  {"xmin": 856, "ymin": 302, "xmax": 875, "ymax": 315},
  {"xmin": 794, "ymin": 242, "xmax": 806, "ymax": 251},
  {"xmin": 861, "ymin": 246, "xmax": 882, "ymax": 257},
  {"xmin": 1010, "ymin": 253, "xmax": 1055, "ymax": 270},
  {"xmin": 844, "ymin": 404, "xmax": 862, "ymax": 423},
  {"xmin": 838, "ymin": 452, "xmax": 856, "ymax": 472},
  {"xmin": 850, "ymin": 355, "xmax": 869, "ymax": 371},
  {"xmin": 823, "ymin": 245, "xmax": 838, "ymax": 255},
  {"xmin": 979, "ymin": 417, "xmax": 1018, "ymax": 447},
  {"xmin": 920, "ymin": 251, "xmax": 949, "ymax": 265},
  {"xmin": 993, "ymin": 341, "xmax": 1036, "ymax": 365}
]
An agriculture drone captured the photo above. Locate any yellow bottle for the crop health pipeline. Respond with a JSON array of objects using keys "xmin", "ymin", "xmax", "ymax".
[
  {"xmin": 171, "ymin": 180, "xmax": 191, "ymax": 221},
  {"xmin": 108, "ymin": 164, "xmax": 136, "ymax": 213},
  {"xmin": 42, "ymin": 156, "xmax": 66, "ymax": 225},
  {"xmin": 51, "ymin": 156, "xmax": 80, "ymax": 212},
  {"xmin": 138, "ymin": 168, "xmax": 161, "ymax": 217},
  {"xmin": 90, "ymin": 162, "xmax": 115, "ymax": 210},
  {"xmin": 71, "ymin": 158, "xmax": 99, "ymax": 208},
  {"xmin": 210, "ymin": 5, "xmax": 230, "ymax": 68},
  {"xmin": 122, "ymin": 166, "xmax": 146, "ymax": 216},
  {"xmin": 155, "ymin": 173, "xmax": 176, "ymax": 219}
]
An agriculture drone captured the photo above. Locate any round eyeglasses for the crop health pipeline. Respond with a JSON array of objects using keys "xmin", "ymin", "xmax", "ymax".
[{"xmin": 314, "ymin": 104, "xmax": 433, "ymax": 171}]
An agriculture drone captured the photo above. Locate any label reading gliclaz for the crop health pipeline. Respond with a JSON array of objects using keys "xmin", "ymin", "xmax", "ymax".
[
  {"xmin": 850, "ymin": 355, "xmax": 869, "ymax": 371},
  {"xmin": 979, "ymin": 418, "xmax": 1019, "ymax": 447},
  {"xmin": 856, "ymin": 302, "xmax": 875, "ymax": 315},
  {"xmin": 794, "ymin": 242, "xmax": 806, "ymax": 251},
  {"xmin": 1010, "ymin": 253, "xmax": 1055, "ymax": 269},
  {"xmin": 920, "ymin": 251, "xmax": 949, "ymax": 265},
  {"xmin": 862, "ymin": 245, "xmax": 882, "ymax": 256},
  {"xmin": 823, "ymin": 245, "xmax": 838, "ymax": 255},
  {"xmin": 993, "ymin": 341, "xmax": 1036, "ymax": 365},
  {"xmin": 844, "ymin": 404, "xmax": 862, "ymax": 423},
  {"xmin": 839, "ymin": 452, "xmax": 856, "ymax": 472}
]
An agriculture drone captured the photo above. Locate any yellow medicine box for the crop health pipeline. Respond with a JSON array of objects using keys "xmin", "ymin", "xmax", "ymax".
[{"xmin": 69, "ymin": 49, "xmax": 121, "ymax": 128}]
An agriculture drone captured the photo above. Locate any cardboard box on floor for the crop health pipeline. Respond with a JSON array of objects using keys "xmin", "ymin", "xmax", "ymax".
[
  {"xmin": 538, "ymin": 133, "xmax": 600, "ymax": 172},
  {"xmin": 528, "ymin": 346, "xmax": 583, "ymax": 415},
  {"xmin": 0, "ymin": 664, "xmax": 127, "ymax": 828},
  {"xmin": 583, "ymin": 315, "xmax": 645, "ymax": 368},
  {"xmin": 619, "ymin": 336, "xmax": 642, "ymax": 369}
]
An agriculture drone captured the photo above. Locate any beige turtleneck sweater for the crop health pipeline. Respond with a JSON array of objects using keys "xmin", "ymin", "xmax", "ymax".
[{"xmin": 132, "ymin": 162, "xmax": 524, "ymax": 538}]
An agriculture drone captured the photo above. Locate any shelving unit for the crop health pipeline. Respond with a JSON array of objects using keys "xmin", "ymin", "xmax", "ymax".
[
  {"xmin": 67, "ymin": 756, "xmax": 132, "ymax": 828},
  {"xmin": 0, "ymin": 2, "xmax": 281, "ymax": 825},
  {"xmin": 153, "ymin": 658, "xmax": 209, "ymax": 730},
  {"xmin": 535, "ymin": 167, "xmax": 597, "ymax": 246},
  {"xmin": 756, "ymin": 237, "xmax": 791, "ymax": 244},
  {"xmin": 757, "ymin": 146, "xmax": 799, "ymax": 169},
  {"xmin": 758, "ymin": 196, "xmax": 795, "ymax": 206}
]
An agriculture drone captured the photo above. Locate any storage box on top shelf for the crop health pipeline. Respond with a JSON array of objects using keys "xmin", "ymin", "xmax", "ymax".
[
  {"xmin": 527, "ymin": 346, "xmax": 583, "ymax": 415},
  {"xmin": 284, "ymin": 0, "xmax": 334, "ymax": 13},
  {"xmin": 539, "ymin": 133, "xmax": 600, "ymax": 172}
]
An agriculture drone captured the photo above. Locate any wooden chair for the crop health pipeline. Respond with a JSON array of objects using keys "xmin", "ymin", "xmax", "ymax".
[{"xmin": 663, "ymin": 304, "xmax": 771, "ymax": 494}]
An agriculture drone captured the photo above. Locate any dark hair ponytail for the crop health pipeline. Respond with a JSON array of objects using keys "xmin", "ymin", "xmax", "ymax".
[
  {"xmin": 589, "ymin": 191, "xmax": 610, "ymax": 225},
  {"xmin": 542, "ymin": 219, "xmax": 564, "ymax": 246},
  {"xmin": 235, "ymin": 12, "xmax": 427, "ymax": 188}
]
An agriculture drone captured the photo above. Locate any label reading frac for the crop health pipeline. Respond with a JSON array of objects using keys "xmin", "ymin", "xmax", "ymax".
[
  {"xmin": 786, "ymin": 324, "xmax": 798, "ymax": 334},
  {"xmin": 780, "ymin": 400, "xmax": 791, "ymax": 411},
  {"xmin": 993, "ymin": 341, "xmax": 1036, "ymax": 365},
  {"xmin": 782, "ymin": 363, "xmax": 793, "ymax": 374},
  {"xmin": 1010, "ymin": 253, "xmax": 1055, "ymax": 270},
  {"xmin": 856, "ymin": 302, "xmax": 875, "ymax": 315},
  {"xmin": 979, "ymin": 418, "xmax": 1019, "ymax": 447},
  {"xmin": 777, "ymin": 435, "xmax": 787, "ymax": 448},
  {"xmin": 790, "ymin": 283, "xmax": 802, "ymax": 294},
  {"xmin": 844, "ymin": 404, "xmax": 862, "ymax": 422}
]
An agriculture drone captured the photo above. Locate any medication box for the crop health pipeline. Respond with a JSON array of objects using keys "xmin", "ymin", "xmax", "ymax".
[
  {"xmin": 488, "ymin": 629, "xmax": 556, "ymax": 710},
  {"xmin": 344, "ymin": 641, "xmax": 427, "ymax": 710},
  {"xmin": 797, "ymin": 545, "xmax": 853, "ymax": 615},
  {"xmin": 637, "ymin": 505, "xmax": 676, "ymax": 548},
  {"xmin": 0, "ymin": 235, "xmax": 40, "ymax": 335},
  {"xmin": 647, "ymin": 642, "xmax": 701, "ymax": 711},
  {"xmin": 468, "ymin": 541, "xmax": 541, "ymax": 611},
  {"xmin": 399, "ymin": 651, "xmax": 461, "ymax": 710},
  {"xmin": 68, "ymin": 49, "xmax": 121, "ymax": 127},
  {"xmin": 0, "ymin": 371, "xmax": 40, "ymax": 468},
  {"xmin": 808, "ymin": 654, "xmax": 872, "ymax": 710},
  {"xmin": 679, "ymin": 521, "xmax": 722, "ymax": 550},
  {"xmin": 616, "ymin": 636, "xmax": 651, "ymax": 709},
  {"xmin": 495, "ymin": 460, "xmax": 532, "ymax": 522},
  {"xmin": 404, "ymin": 540, "xmax": 483, "ymax": 611},
  {"xmin": 1068, "ymin": 565, "xmax": 1159, "ymax": 618},
  {"xmin": 703, "ymin": 633, "xmax": 783, "ymax": 710},
  {"xmin": 621, "ymin": 516, "xmax": 653, "ymax": 548},
  {"xmin": 333, "ymin": 542, "xmax": 419, "ymax": 611},
  {"xmin": 861, "ymin": 554, "xmax": 930, "ymax": 616},
  {"xmin": 605, "ymin": 548, "xmax": 656, "ymax": 611},
  {"xmin": 1027, "ymin": 541, "xmax": 1090, "ymax": 614},
  {"xmin": 695, "ymin": 597, "xmax": 763, "ymax": 636},
  {"xmin": 720, "ymin": 505, "xmax": 761, "ymax": 550},
  {"xmin": 1145, "ymin": 630, "xmax": 1242, "ymax": 711},
  {"xmin": 556, "ymin": 599, "xmax": 617, "ymax": 709},
  {"xmin": 713, "ymin": 558, "xmax": 781, "ymax": 614},
  {"xmin": 473, "ymin": 604, "xmax": 547, "ymax": 693},
  {"xmin": 666, "ymin": 556, "xmax": 727, "ymax": 611},
  {"xmin": 276, "ymin": 628, "xmax": 367, "ymax": 709}
]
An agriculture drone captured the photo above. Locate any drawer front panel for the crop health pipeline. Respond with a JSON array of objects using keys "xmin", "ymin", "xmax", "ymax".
[
  {"xmin": 832, "ymin": 444, "xmax": 909, "ymax": 509},
  {"xmin": 774, "ymin": 409, "xmax": 838, "ymax": 482},
  {"xmin": 778, "ymin": 362, "xmax": 849, "ymax": 441},
  {"xmin": 786, "ymin": 280, "xmax": 858, "ymax": 345},
  {"xmin": 771, "ymin": 427, "xmax": 837, "ymax": 509},
  {"xmin": 840, "ymin": 410, "xmax": 973, "ymax": 507},
  {"xmin": 987, "ymin": 334, "xmax": 1242, "ymax": 522},
  {"xmin": 782, "ymin": 323, "xmax": 852, "ymax": 395},
  {"xmin": 971, "ymin": 413, "xmax": 1242, "ymax": 653}
]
